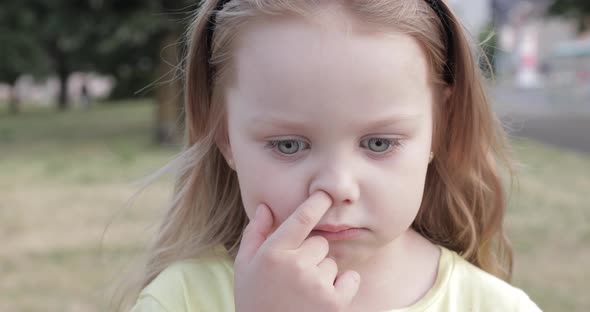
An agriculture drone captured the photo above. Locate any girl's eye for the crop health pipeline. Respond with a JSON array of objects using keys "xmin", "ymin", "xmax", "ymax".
[
  {"xmin": 360, "ymin": 138, "xmax": 401, "ymax": 153},
  {"xmin": 266, "ymin": 139, "xmax": 309, "ymax": 155}
]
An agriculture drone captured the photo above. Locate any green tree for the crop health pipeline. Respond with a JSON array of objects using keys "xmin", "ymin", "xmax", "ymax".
[
  {"xmin": 1, "ymin": 0, "xmax": 195, "ymax": 144},
  {"xmin": 0, "ymin": 0, "xmax": 105, "ymax": 111},
  {"xmin": 1, "ymin": 0, "xmax": 163, "ymax": 111},
  {"xmin": 31, "ymin": 0, "xmax": 105, "ymax": 111},
  {"xmin": 0, "ymin": 1, "xmax": 49, "ymax": 113},
  {"xmin": 87, "ymin": 0, "xmax": 196, "ymax": 144},
  {"xmin": 151, "ymin": 0, "xmax": 197, "ymax": 145},
  {"xmin": 548, "ymin": 0, "xmax": 590, "ymax": 32}
]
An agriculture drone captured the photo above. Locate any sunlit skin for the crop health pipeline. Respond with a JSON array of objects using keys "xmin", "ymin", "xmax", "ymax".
[{"xmin": 221, "ymin": 9, "xmax": 443, "ymax": 311}]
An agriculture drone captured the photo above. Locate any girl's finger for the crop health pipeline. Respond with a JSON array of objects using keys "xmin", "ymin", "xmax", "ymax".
[
  {"xmin": 317, "ymin": 257, "xmax": 338, "ymax": 283},
  {"xmin": 265, "ymin": 191, "xmax": 332, "ymax": 250},
  {"xmin": 298, "ymin": 235, "xmax": 329, "ymax": 265},
  {"xmin": 235, "ymin": 203, "xmax": 274, "ymax": 265},
  {"xmin": 334, "ymin": 270, "xmax": 361, "ymax": 305}
]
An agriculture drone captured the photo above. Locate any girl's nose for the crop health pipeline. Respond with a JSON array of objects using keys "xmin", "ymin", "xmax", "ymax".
[{"xmin": 308, "ymin": 157, "xmax": 360, "ymax": 206}]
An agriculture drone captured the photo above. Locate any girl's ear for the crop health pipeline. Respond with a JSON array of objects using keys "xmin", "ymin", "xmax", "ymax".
[
  {"xmin": 215, "ymin": 125, "xmax": 235, "ymax": 170},
  {"xmin": 442, "ymin": 86, "xmax": 453, "ymax": 104}
]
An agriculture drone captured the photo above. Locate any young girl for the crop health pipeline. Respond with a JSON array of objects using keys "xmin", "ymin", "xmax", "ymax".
[{"xmin": 126, "ymin": 0, "xmax": 541, "ymax": 311}]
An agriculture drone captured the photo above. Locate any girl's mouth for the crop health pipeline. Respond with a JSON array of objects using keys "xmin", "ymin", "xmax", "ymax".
[{"xmin": 311, "ymin": 225, "xmax": 366, "ymax": 241}]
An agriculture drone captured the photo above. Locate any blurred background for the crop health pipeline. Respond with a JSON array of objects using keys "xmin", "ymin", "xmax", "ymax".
[{"xmin": 1, "ymin": 0, "xmax": 588, "ymax": 311}]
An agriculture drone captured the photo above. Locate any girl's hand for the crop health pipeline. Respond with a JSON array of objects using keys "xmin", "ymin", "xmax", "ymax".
[{"xmin": 234, "ymin": 191, "xmax": 360, "ymax": 312}]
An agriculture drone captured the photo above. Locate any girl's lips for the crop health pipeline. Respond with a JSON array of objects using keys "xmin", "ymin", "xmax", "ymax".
[
  {"xmin": 314, "ymin": 224, "xmax": 355, "ymax": 232},
  {"xmin": 310, "ymin": 227, "xmax": 366, "ymax": 241}
]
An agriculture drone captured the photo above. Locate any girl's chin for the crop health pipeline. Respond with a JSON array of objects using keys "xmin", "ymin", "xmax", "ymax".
[{"xmin": 326, "ymin": 242, "xmax": 372, "ymax": 269}]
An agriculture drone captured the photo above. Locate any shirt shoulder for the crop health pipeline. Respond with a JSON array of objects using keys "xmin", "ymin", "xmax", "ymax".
[
  {"xmin": 131, "ymin": 249, "xmax": 235, "ymax": 312},
  {"xmin": 436, "ymin": 247, "xmax": 542, "ymax": 312},
  {"xmin": 130, "ymin": 294, "xmax": 169, "ymax": 312}
]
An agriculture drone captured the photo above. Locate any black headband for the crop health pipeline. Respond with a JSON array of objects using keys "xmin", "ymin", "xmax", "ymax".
[{"xmin": 206, "ymin": 0, "xmax": 455, "ymax": 84}]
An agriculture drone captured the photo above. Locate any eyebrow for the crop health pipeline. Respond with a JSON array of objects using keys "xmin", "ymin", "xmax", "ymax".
[
  {"xmin": 250, "ymin": 113, "xmax": 423, "ymax": 131},
  {"xmin": 360, "ymin": 114, "xmax": 423, "ymax": 130},
  {"xmin": 250, "ymin": 116, "xmax": 307, "ymax": 131}
]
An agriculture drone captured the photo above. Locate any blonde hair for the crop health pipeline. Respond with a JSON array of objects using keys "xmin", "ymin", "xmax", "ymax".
[{"xmin": 117, "ymin": 0, "xmax": 514, "ymax": 309}]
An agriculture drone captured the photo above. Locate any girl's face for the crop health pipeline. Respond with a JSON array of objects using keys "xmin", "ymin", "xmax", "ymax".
[{"xmin": 220, "ymin": 14, "xmax": 436, "ymax": 267}]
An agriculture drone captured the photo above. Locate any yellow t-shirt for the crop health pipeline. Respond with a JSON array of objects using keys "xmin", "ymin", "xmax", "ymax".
[{"xmin": 130, "ymin": 246, "xmax": 541, "ymax": 311}]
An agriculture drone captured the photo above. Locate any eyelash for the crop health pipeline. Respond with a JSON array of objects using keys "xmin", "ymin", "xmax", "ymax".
[{"xmin": 264, "ymin": 138, "xmax": 403, "ymax": 159}]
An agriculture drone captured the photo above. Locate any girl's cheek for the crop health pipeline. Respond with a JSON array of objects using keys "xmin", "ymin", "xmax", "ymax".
[
  {"xmin": 259, "ymin": 190, "xmax": 302, "ymax": 228},
  {"xmin": 265, "ymin": 198, "xmax": 299, "ymax": 229},
  {"xmin": 240, "ymin": 171, "xmax": 304, "ymax": 227}
]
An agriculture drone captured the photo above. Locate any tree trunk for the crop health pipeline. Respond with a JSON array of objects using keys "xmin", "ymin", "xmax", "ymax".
[
  {"xmin": 154, "ymin": 32, "xmax": 183, "ymax": 145},
  {"xmin": 56, "ymin": 51, "xmax": 69, "ymax": 111},
  {"xmin": 8, "ymin": 85, "xmax": 20, "ymax": 114},
  {"xmin": 57, "ymin": 70, "xmax": 69, "ymax": 111},
  {"xmin": 582, "ymin": 15, "xmax": 590, "ymax": 33}
]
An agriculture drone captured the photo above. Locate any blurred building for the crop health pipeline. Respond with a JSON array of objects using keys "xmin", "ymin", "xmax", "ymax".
[
  {"xmin": 2, "ymin": 0, "xmax": 587, "ymax": 105},
  {"xmin": 451, "ymin": 0, "xmax": 587, "ymax": 90},
  {"xmin": 0, "ymin": 73, "xmax": 114, "ymax": 108},
  {"xmin": 448, "ymin": 0, "xmax": 493, "ymax": 36}
]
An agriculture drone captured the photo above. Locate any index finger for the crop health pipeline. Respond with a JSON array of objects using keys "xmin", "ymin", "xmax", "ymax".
[{"xmin": 265, "ymin": 191, "xmax": 332, "ymax": 250}]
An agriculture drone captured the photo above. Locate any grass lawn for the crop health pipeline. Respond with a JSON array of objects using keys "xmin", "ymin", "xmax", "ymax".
[{"xmin": 1, "ymin": 100, "xmax": 588, "ymax": 311}]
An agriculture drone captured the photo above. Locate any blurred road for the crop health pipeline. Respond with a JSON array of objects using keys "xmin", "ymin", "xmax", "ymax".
[{"xmin": 491, "ymin": 85, "xmax": 590, "ymax": 154}]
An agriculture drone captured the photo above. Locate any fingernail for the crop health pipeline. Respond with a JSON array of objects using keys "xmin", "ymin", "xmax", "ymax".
[
  {"xmin": 255, "ymin": 205, "xmax": 262, "ymax": 218},
  {"xmin": 352, "ymin": 271, "xmax": 360, "ymax": 283}
]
